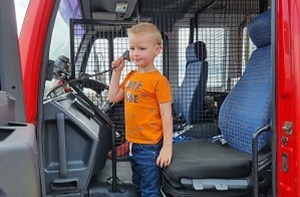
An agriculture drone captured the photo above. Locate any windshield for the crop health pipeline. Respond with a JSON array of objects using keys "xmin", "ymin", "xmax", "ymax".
[{"xmin": 14, "ymin": 0, "xmax": 29, "ymax": 36}]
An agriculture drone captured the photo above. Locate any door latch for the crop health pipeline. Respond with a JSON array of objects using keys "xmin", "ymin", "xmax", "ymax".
[
  {"xmin": 282, "ymin": 153, "xmax": 289, "ymax": 172},
  {"xmin": 282, "ymin": 121, "xmax": 293, "ymax": 135}
]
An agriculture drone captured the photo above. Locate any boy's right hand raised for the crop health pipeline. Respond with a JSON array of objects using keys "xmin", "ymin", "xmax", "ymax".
[{"xmin": 112, "ymin": 57, "xmax": 125, "ymax": 72}]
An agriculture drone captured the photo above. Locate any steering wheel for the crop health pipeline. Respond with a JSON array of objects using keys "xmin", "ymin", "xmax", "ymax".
[
  {"xmin": 46, "ymin": 77, "xmax": 111, "ymax": 112},
  {"xmin": 77, "ymin": 79, "xmax": 111, "ymax": 113},
  {"xmin": 79, "ymin": 78, "xmax": 109, "ymax": 94}
]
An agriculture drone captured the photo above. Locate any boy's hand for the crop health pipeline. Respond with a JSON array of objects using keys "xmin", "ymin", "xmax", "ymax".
[
  {"xmin": 112, "ymin": 57, "xmax": 125, "ymax": 72},
  {"xmin": 156, "ymin": 144, "xmax": 172, "ymax": 168}
]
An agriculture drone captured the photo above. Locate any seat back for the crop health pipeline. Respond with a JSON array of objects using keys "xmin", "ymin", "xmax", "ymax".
[
  {"xmin": 174, "ymin": 41, "xmax": 208, "ymax": 124},
  {"xmin": 218, "ymin": 10, "xmax": 272, "ymax": 155}
]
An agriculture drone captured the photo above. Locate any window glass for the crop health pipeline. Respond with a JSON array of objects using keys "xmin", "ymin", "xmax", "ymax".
[
  {"xmin": 86, "ymin": 39, "xmax": 110, "ymax": 84},
  {"xmin": 242, "ymin": 27, "xmax": 256, "ymax": 72},
  {"xmin": 14, "ymin": 0, "xmax": 29, "ymax": 36},
  {"xmin": 45, "ymin": 0, "xmax": 82, "ymax": 98},
  {"xmin": 114, "ymin": 37, "xmax": 136, "ymax": 82},
  {"xmin": 49, "ymin": 13, "xmax": 71, "ymax": 59},
  {"xmin": 178, "ymin": 28, "xmax": 225, "ymax": 89},
  {"xmin": 229, "ymin": 26, "xmax": 256, "ymax": 88},
  {"xmin": 49, "ymin": 0, "xmax": 82, "ymax": 60}
]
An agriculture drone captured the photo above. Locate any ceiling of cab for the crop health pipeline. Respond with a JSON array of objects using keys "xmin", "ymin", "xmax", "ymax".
[
  {"xmin": 80, "ymin": 0, "xmax": 197, "ymax": 32},
  {"xmin": 90, "ymin": 0, "xmax": 137, "ymax": 20},
  {"xmin": 78, "ymin": 0, "xmax": 262, "ymax": 32}
]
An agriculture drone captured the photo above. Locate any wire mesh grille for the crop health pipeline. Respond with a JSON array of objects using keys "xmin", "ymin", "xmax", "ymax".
[{"xmin": 70, "ymin": 0, "xmax": 262, "ymax": 140}]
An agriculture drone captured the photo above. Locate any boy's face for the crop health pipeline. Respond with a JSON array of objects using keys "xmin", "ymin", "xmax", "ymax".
[{"xmin": 128, "ymin": 33, "xmax": 161, "ymax": 68}]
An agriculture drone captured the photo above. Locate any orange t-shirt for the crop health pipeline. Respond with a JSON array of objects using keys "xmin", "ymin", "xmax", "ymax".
[{"xmin": 120, "ymin": 70, "xmax": 172, "ymax": 144}]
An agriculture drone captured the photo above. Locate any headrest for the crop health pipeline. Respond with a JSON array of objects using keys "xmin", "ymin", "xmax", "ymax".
[
  {"xmin": 186, "ymin": 41, "xmax": 207, "ymax": 63},
  {"xmin": 248, "ymin": 9, "xmax": 271, "ymax": 48}
]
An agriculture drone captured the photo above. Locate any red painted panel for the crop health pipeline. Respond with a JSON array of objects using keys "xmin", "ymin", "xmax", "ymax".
[
  {"xmin": 277, "ymin": 0, "xmax": 300, "ymax": 196},
  {"xmin": 19, "ymin": 0, "xmax": 55, "ymax": 123},
  {"xmin": 289, "ymin": 1, "xmax": 300, "ymax": 196}
]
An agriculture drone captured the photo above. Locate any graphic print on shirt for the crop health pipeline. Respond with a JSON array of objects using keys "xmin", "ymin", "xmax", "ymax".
[{"xmin": 125, "ymin": 80, "xmax": 142, "ymax": 103}]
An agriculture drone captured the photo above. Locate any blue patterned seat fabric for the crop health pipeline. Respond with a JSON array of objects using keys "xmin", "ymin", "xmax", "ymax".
[
  {"xmin": 173, "ymin": 41, "xmax": 208, "ymax": 124},
  {"xmin": 163, "ymin": 10, "xmax": 272, "ymax": 185},
  {"xmin": 219, "ymin": 9, "xmax": 272, "ymax": 154}
]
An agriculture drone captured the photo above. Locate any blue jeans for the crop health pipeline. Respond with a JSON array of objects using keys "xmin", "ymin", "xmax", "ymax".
[{"xmin": 130, "ymin": 141, "xmax": 162, "ymax": 197}]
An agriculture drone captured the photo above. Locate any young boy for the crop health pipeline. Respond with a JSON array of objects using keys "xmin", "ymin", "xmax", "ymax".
[{"xmin": 108, "ymin": 22, "xmax": 173, "ymax": 196}]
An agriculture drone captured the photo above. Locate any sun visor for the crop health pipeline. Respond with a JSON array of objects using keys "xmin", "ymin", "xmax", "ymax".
[{"xmin": 92, "ymin": 0, "xmax": 137, "ymax": 20}]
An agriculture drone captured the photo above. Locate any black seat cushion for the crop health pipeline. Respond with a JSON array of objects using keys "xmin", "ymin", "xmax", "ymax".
[{"xmin": 164, "ymin": 140, "xmax": 252, "ymax": 182}]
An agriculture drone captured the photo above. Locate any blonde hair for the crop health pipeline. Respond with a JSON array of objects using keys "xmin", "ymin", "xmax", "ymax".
[{"xmin": 127, "ymin": 22, "xmax": 162, "ymax": 45}]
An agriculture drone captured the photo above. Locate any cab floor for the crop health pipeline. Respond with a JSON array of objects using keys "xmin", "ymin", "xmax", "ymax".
[{"xmin": 88, "ymin": 160, "xmax": 139, "ymax": 197}]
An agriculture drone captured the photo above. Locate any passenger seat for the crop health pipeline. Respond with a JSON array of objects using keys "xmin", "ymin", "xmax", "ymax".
[
  {"xmin": 163, "ymin": 9, "xmax": 272, "ymax": 197},
  {"xmin": 173, "ymin": 41, "xmax": 208, "ymax": 125}
]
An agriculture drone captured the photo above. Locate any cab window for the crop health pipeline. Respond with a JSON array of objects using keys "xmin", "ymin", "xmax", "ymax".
[{"xmin": 178, "ymin": 27, "xmax": 226, "ymax": 90}]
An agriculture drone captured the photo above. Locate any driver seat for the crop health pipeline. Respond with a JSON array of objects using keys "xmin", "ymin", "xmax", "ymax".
[{"xmin": 162, "ymin": 9, "xmax": 272, "ymax": 196}]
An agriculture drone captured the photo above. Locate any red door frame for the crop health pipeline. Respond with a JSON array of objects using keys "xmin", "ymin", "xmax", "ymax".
[
  {"xmin": 277, "ymin": 0, "xmax": 300, "ymax": 196},
  {"xmin": 18, "ymin": 0, "xmax": 300, "ymax": 196},
  {"xmin": 18, "ymin": 0, "xmax": 55, "ymax": 124}
]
